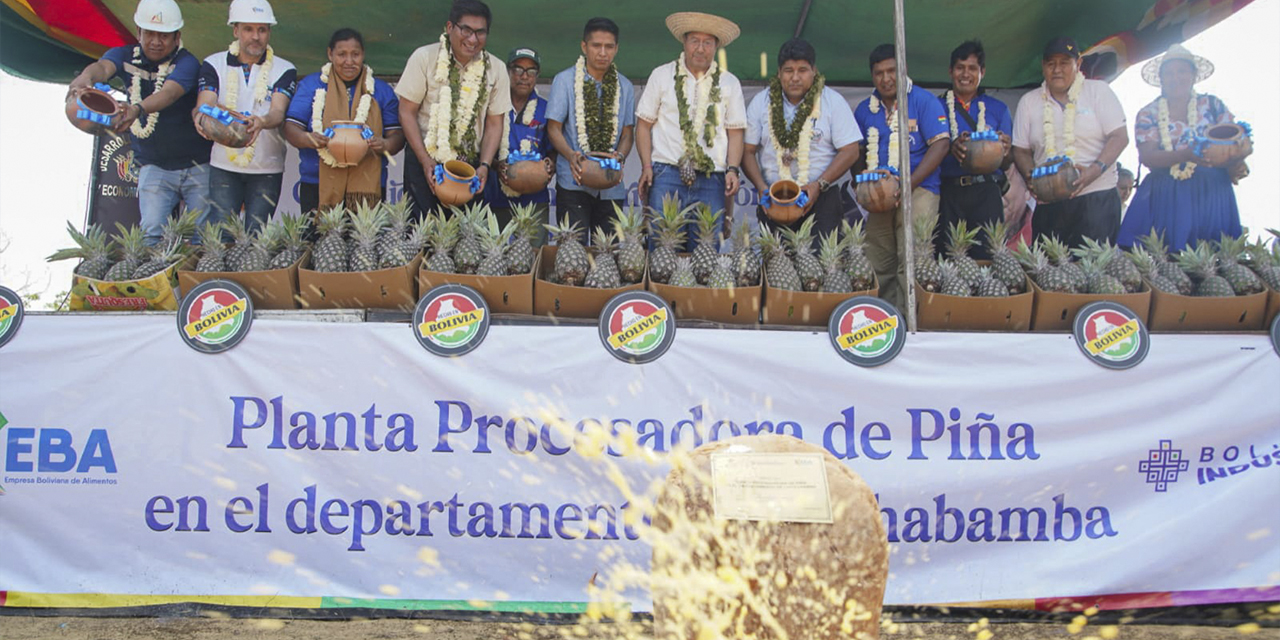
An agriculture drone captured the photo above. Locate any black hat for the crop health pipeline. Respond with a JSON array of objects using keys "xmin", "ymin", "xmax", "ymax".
[{"xmin": 1043, "ymin": 36, "xmax": 1080, "ymax": 60}]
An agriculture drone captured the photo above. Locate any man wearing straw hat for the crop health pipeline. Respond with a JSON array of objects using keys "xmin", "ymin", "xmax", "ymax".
[
  {"xmin": 195, "ymin": 0, "xmax": 297, "ymax": 234},
  {"xmin": 636, "ymin": 11, "xmax": 748, "ymax": 251}
]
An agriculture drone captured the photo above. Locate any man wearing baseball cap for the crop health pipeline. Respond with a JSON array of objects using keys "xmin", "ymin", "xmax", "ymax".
[
  {"xmin": 68, "ymin": 0, "xmax": 212, "ymax": 245},
  {"xmin": 1012, "ymin": 36, "xmax": 1129, "ymax": 248},
  {"xmin": 485, "ymin": 47, "xmax": 554, "ymax": 241},
  {"xmin": 195, "ymin": 0, "xmax": 298, "ymax": 236}
]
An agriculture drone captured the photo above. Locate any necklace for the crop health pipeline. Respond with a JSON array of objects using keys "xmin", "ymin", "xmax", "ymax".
[
  {"xmin": 1158, "ymin": 93, "xmax": 1198, "ymax": 180},
  {"xmin": 128, "ymin": 45, "xmax": 178, "ymax": 139},
  {"xmin": 766, "ymin": 76, "xmax": 824, "ymax": 184},
  {"xmin": 574, "ymin": 57, "xmax": 620, "ymax": 153},
  {"xmin": 672, "ymin": 52, "xmax": 723, "ymax": 181},
  {"xmin": 310, "ymin": 62, "xmax": 375, "ymax": 168},
  {"xmin": 223, "ymin": 42, "xmax": 275, "ymax": 167},
  {"xmin": 423, "ymin": 32, "xmax": 490, "ymax": 163},
  {"xmin": 1042, "ymin": 72, "xmax": 1084, "ymax": 160}
]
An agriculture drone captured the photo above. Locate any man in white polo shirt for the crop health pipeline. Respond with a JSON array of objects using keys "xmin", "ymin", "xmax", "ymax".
[
  {"xmin": 196, "ymin": 0, "xmax": 296, "ymax": 233},
  {"xmin": 1012, "ymin": 36, "xmax": 1128, "ymax": 248}
]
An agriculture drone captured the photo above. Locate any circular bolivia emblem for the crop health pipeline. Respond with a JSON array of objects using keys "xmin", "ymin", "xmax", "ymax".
[
  {"xmin": 828, "ymin": 296, "xmax": 905, "ymax": 367},
  {"xmin": 177, "ymin": 279, "xmax": 253, "ymax": 354},
  {"xmin": 1073, "ymin": 301, "xmax": 1149, "ymax": 369},
  {"xmin": 0, "ymin": 285, "xmax": 25, "ymax": 349},
  {"xmin": 1269, "ymin": 312, "xmax": 1280, "ymax": 358},
  {"xmin": 414, "ymin": 284, "xmax": 490, "ymax": 357},
  {"xmin": 598, "ymin": 291, "xmax": 675, "ymax": 364}
]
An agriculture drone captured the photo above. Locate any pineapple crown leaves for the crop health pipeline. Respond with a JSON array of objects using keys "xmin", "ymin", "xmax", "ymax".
[
  {"xmin": 480, "ymin": 220, "xmax": 515, "ymax": 254},
  {"xmin": 1040, "ymin": 235, "xmax": 1074, "ymax": 264},
  {"xmin": 380, "ymin": 198, "xmax": 413, "ymax": 230},
  {"xmin": 731, "ymin": 216, "xmax": 755, "ymax": 249},
  {"xmin": 1012, "ymin": 237, "xmax": 1048, "ymax": 272},
  {"xmin": 350, "ymin": 201, "xmax": 389, "ymax": 240},
  {"xmin": 817, "ymin": 230, "xmax": 845, "ymax": 269},
  {"xmin": 196, "ymin": 221, "xmax": 225, "ymax": 248},
  {"xmin": 163, "ymin": 207, "xmax": 202, "ymax": 243},
  {"xmin": 911, "ymin": 207, "xmax": 941, "ymax": 243},
  {"xmin": 651, "ymin": 193, "xmax": 698, "ymax": 231},
  {"xmin": 591, "ymin": 226, "xmax": 617, "ymax": 253},
  {"xmin": 1214, "ymin": 232, "xmax": 1247, "ymax": 264},
  {"xmin": 112, "ymin": 223, "xmax": 147, "ymax": 257},
  {"xmin": 222, "ymin": 212, "xmax": 250, "ymax": 242},
  {"xmin": 1136, "ymin": 228, "xmax": 1171, "ymax": 258},
  {"xmin": 944, "ymin": 220, "xmax": 979, "ymax": 259},
  {"xmin": 46, "ymin": 222, "xmax": 110, "ymax": 262},
  {"xmin": 756, "ymin": 228, "xmax": 786, "ymax": 258},
  {"xmin": 1176, "ymin": 241, "xmax": 1220, "ymax": 280},
  {"xmin": 543, "ymin": 215, "xmax": 585, "ymax": 245},
  {"xmin": 1126, "ymin": 245, "xmax": 1160, "ymax": 275},
  {"xmin": 978, "ymin": 220, "xmax": 1010, "ymax": 252},
  {"xmin": 279, "ymin": 212, "xmax": 312, "ymax": 245},
  {"xmin": 692, "ymin": 204, "xmax": 723, "ymax": 236},
  {"xmin": 316, "ymin": 206, "xmax": 348, "ymax": 235},
  {"xmin": 780, "ymin": 215, "xmax": 817, "ymax": 254},
  {"xmin": 610, "ymin": 202, "xmax": 648, "ymax": 241},
  {"xmin": 428, "ymin": 212, "xmax": 461, "ymax": 251}
]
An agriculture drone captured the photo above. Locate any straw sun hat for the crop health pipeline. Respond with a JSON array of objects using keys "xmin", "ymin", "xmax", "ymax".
[
  {"xmin": 665, "ymin": 12, "xmax": 740, "ymax": 48},
  {"xmin": 1141, "ymin": 43, "xmax": 1214, "ymax": 87}
]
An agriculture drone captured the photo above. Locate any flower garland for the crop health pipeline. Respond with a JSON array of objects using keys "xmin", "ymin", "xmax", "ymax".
[
  {"xmin": 223, "ymin": 41, "xmax": 275, "ymax": 167},
  {"xmin": 1158, "ymin": 93, "xmax": 1198, "ymax": 180},
  {"xmin": 945, "ymin": 90, "xmax": 988, "ymax": 137},
  {"xmin": 128, "ymin": 45, "xmax": 178, "ymax": 139},
  {"xmin": 1042, "ymin": 72, "xmax": 1084, "ymax": 160},
  {"xmin": 766, "ymin": 75, "xmax": 824, "ymax": 184},
  {"xmin": 498, "ymin": 96, "xmax": 541, "ymax": 196},
  {"xmin": 672, "ymin": 52, "xmax": 723, "ymax": 175},
  {"xmin": 574, "ymin": 56, "xmax": 620, "ymax": 153},
  {"xmin": 866, "ymin": 81, "xmax": 911, "ymax": 171},
  {"xmin": 310, "ymin": 62, "xmax": 375, "ymax": 168},
  {"xmin": 423, "ymin": 32, "xmax": 490, "ymax": 163}
]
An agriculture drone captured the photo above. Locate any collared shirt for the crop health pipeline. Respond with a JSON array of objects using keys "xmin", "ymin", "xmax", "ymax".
[
  {"xmin": 101, "ymin": 46, "xmax": 211, "ymax": 170},
  {"xmin": 395, "ymin": 43, "xmax": 512, "ymax": 162},
  {"xmin": 1133, "ymin": 93, "xmax": 1232, "ymax": 150},
  {"xmin": 937, "ymin": 91, "xmax": 1013, "ymax": 179},
  {"xmin": 545, "ymin": 65, "xmax": 637, "ymax": 199},
  {"xmin": 1012, "ymin": 79, "xmax": 1127, "ymax": 197},
  {"xmin": 635, "ymin": 59, "xmax": 748, "ymax": 172},
  {"xmin": 854, "ymin": 84, "xmax": 950, "ymax": 194},
  {"xmin": 485, "ymin": 90, "xmax": 552, "ymax": 208},
  {"xmin": 198, "ymin": 51, "xmax": 298, "ymax": 174},
  {"xmin": 745, "ymin": 85, "xmax": 861, "ymax": 185},
  {"xmin": 284, "ymin": 71, "xmax": 401, "ymax": 184}
]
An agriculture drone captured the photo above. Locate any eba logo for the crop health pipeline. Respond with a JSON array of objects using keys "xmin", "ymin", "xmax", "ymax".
[
  {"xmin": 1073, "ymin": 301, "xmax": 1148, "ymax": 369},
  {"xmin": 415, "ymin": 285, "xmax": 490, "ymax": 357},
  {"xmin": 598, "ymin": 291, "xmax": 675, "ymax": 364},
  {"xmin": 177, "ymin": 280, "xmax": 254, "ymax": 354},
  {"xmin": 0, "ymin": 285, "xmax": 25, "ymax": 349},
  {"xmin": 828, "ymin": 296, "xmax": 905, "ymax": 367},
  {"xmin": 3, "ymin": 426, "xmax": 117, "ymax": 475}
]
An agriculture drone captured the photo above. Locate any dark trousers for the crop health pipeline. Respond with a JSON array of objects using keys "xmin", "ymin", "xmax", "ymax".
[
  {"xmin": 1032, "ymin": 188, "xmax": 1121, "ymax": 249},
  {"xmin": 756, "ymin": 186, "xmax": 842, "ymax": 248},
  {"xmin": 403, "ymin": 152, "xmax": 443, "ymax": 220},
  {"xmin": 556, "ymin": 186, "xmax": 622, "ymax": 246},
  {"xmin": 938, "ymin": 178, "xmax": 1004, "ymax": 260}
]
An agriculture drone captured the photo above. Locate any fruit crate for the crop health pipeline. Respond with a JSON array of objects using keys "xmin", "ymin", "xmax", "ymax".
[
  {"xmin": 178, "ymin": 249, "xmax": 308, "ymax": 310},
  {"xmin": 1146, "ymin": 283, "xmax": 1268, "ymax": 332},
  {"xmin": 418, "ymin": 251, "xmax": 539, "ymax": 315},
  {"xmin": 297, "ymin": 253, "xmax": 422, "ymax": 311},
  {"xmin": 914, "ymin": 275, "xmax": 1034, "ymax": 331},
  {"xmin": 647, "ymin": 254, "xmax": 763, "ymax": 324},
  {"xmin": 1029, "ymin": 281, "xmax": 1151, "ymax": 331},
  {"xmin": 533, "ymin": 245, "xmax": 643, "ymax": 318},
  {"xmin": 761, "ymin": 273, "xmax": 878, "ymax": 326},
  {"xmin": 68, "ymin": 263, "xmax": 183, "ymax": 311}
]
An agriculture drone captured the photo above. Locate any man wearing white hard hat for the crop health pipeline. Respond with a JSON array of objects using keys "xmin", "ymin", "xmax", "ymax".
[
  {"xmin": 68, "ymin": 0, "xmax": 212, "ymax": 246},
  {"xmin": 195, "ymin": 0, "xmax": 298, "ymax": 235}
]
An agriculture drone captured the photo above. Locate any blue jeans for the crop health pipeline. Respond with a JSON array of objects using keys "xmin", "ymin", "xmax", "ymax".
[
  {"xmin": 138, "ymin": 163, "xmax": 211, "ymax": 245},
  {"xmin": 208, "ymin": 166, "xmax": 284, "ymax": 235},
  {"xmin": 647, "ymin": 162, "xmax": 725, "ymax": 252}
]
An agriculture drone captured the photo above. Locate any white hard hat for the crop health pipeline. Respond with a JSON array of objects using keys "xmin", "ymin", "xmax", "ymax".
[
  {"xmin": 228, "ymin": 0, "xmax": 277, "ymax": 25},
  {"xmin": 133, "ymin": 0, "xmax": 183, "ymax": 32}
]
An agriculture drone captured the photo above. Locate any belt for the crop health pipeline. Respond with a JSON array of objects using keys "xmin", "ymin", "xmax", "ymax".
[{"xmin": 944, "ymin": 174, "xmax": 998, "ymax": 187}]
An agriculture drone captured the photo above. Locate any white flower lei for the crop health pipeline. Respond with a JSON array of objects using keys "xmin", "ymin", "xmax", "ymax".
[
  {"xmin": 310, "ymin": 62, "xmax": 375, "ymax": 168},
  {"xmin": 1042, "ymin": 72, "xmax": 1084, "ymax": 160},
  {"xmin": 945, "ymin": 90, "xmax": 988, "ymax": 138},
  {"xmin": 423, "ymin": 33, "xmax": 489, "ymax": 163},
  {"xmin": 765, "ymin": 85, "xmax": 822, "ymax": 184},
  {"xmin": 1159, "ymin": 93, "xmax": 1198, "ymax": 180},
  {"xmin": 675, "ymin": 52, "xmax": 722, "ymax": 154},
  {"xmin": 129, "ymin": 45, "xmax": 178, "ymax": 139},
  {"xmin": 866, "ymin": 81, "xmax": 910, "ymax": 171},
  {"xmin": 223, "ymin": 41, "xmax": 275, "ymax": 167},
  {"xmin": 498, "ymin": 96, "xmax": 541, "ymax": 196},
  {"xmin": 573, "ymin": 56, "xmax": 620, "ymax": 153}
]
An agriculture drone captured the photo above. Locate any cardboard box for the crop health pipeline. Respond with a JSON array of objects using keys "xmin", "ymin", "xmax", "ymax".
[
  {"xmin": 297, "ymin": 254, "xmax": 422, "ymax": 311},
  {"xmin": 1266, "ymin": 288, "xmax": 1280, "ymax": 328},
  {"xmin": 914, "ymin": 276, "xmax": 1034, "ymax": 331},
  {"xmin": 177, "ymin": 249, "xmax": 307, "ymax": 310},
  {"xmin": 648, "ymin": 279, "xmax": 762, "ymax": 324},
  {"xmin": 533, "ymin": 246, "xmax": 643, "ymax": 319},
  {"xmin": 761, "ymin": 272, "xmax": 878, "ymax": 326},
  {"xmin": 68, "ymin": 261, "xmax": 182, "ymax": 311},
  {"xmin": 1146, "ymin": 284, "xmax": 1268, "ymax": 332},
  {"xmin": 418, "ymin": 251, "xmax": 538, "ymax": 315},
  {"xmin": 1029, "ymin": 281, "xmax": 1151, "ymax": 331}
]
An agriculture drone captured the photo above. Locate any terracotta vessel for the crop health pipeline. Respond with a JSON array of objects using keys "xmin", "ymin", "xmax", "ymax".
[
  {"xmin": 503, "ymin": 159, "xmax": 552, "ymax": 194},
  {"xmin": 855, "ymin": 170, "xmax": 901, "ymax": 214},
  {"xmin": 1197, "ymin": 123, "xmax": 1253, "ymax": 167},
  {"xmin": 765, "ymin": 180, "xmax": 806, "ymax": 224},
  {"xmin": 436, "ymin": 160, "xmax": 477, "ymax": 207},
  {"xmin": 66, "ymin": 88, "xmax": 123, "ymax": 135},
  {"xmin": 199, "ymin": 104, "xmax": 253, "ymax": 148},
  {"xmin": 579, "ymin": 152, "xmax": 622, "ymax": 190},
  {"xmin": 1028, "ymin": 160, "xmax": 1080, "ymax": 204},
  {"xmin": 326, "ymin": 121, "xmax": 371, "ymax": 167},
  {"xmin": 962, "ymin": 136, "xmax": 1005, "ymax": 175}
]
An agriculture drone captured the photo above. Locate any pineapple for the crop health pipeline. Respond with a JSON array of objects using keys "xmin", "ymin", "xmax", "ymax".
[
  {"xmin": 1242, "ymin": 239, "xmax": 1280, "ymax": 291},
  {"xmin": 425, "ymin": 212, "xmax": 461, "ymax": 273},
  {"xmin": 233, "ymin": 224, "xmax": 272, "ymax": 272},
  {"xmin": 195, "ymin": 222, "xmax": 227, "ymax": 272},
  {"xmin": 103, "ymin": 224, "xmax": 148, "ymax": 280},
  {"xmin": 404, "ymin": 218, "xmax": 430, "ymax": 267},
  {"xmin": 648, "ymin": 193, "xmax": 694, "ymax": 284},
  {"xmin": 545, "ymin": 215, "xmax": 590, "ymax": 286},
  {"xmin": 728, "ymin": 218, "xmax": 761, "ymax": 287},
  {"xmin": 939, "ymin": 259, "xmax": 971, "ymax": 297},
  {"xmin": 690, "ymin": 205, "xmax": 723, "ymax": 285},
  {"xmin": 132, "ymin": 208, "xmax": 198, "ymax": 278},
  {"xmin": 313, "ymin": 207, "xmax": 349, "ymax": 273},
  {"xmin": 670, "ymin": 256, "xmax": 698, "ymax": 288},
  {"xmin": 222, "ymin": 214, "xmax": 252, "ymax": 269},
  {"xmin": 1077, "ymin": 238, "xmax": 1142, "ymax": 293},
  {"xmin": 1042, "ymin": 236, "xmax": 1084, "ymax": 293},
  {"xmin": 452, "ymin": 203, "xmax": 488, "ymax": 275},
  {"xmin": 584, "ymin": 227, "xmax": 622, "ymax": 289},
  {"xmin": 909, "ymin": 210, "xmax": 942, "ymax": 293},
  {"xmin": 1128, "ymin": 245, "xmax": 1179, "ymax": 294},
  {"xmin": 476, "ymin": 218, "xmax": 513, "ymax": 277},
  {"xmin": 268, "ymin": 213, "xmax": 310, "ymax": 270},
  {"xmin": 758, "ymin": 229, "xmax": 801, "ymax": 291},
  {"xmin": 843, "ymin": 219, "xmax": 877, "ymax": 292},
  {"xmin": 781, "ymin": 216, "xmax": 822, "ymax": 292},
  {"xmin": 377, "ymin": 199, "xmax": 414, "ymax": 268},
  {"xmin": 980, "ymin": 220, "xmax": 1025, "ymax": 295},
  {"xmin": 47, "ymin": 223, "xmax": 113, "ymax": 280},
  {"xmin": 610, "ymin": 202, "xmax": 647, "ymax": 284},
  {"xmin": 1214, "ymin": 233, "xmax": 1264, "ymax": 295},
  {"xmin": 1177, "ymin": 242, "xmax": 1235, "ymax": 297},
  {"xmin": 1137, "ymin": 230, "xmax": 1193, "ymax": 295},
  {"xmin": 944, "ymin": 220, "xmax": 982, "ymax": 291},
  {"xmin": 1013, "ymin": 238, "xmax": 1072, "ymax": 293},
  {"xmin": 506, "ymin": 202, "xmax": 542, "ymax": 276},
  {"xmin": 974, "ymin": 266, "xmax": 1010, "ymax": 297},
  {"xmin": 707, "ymin": 254, "xmax": 735, "ymax": 290},
  {"xmin": 1079, "ymin": 252, "xmax": 1126, "ymax": 295},
  {"xmin": 818, "ymin": 231, "xmax": 853, "ymax": 293},
  {"xmin": 347, "ymin": 202, "xmax": 388, "ymax": 272}
]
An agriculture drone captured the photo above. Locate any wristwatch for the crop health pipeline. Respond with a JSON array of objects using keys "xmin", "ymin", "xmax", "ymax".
[
  {"xmin": 727, "ymin": 165, "xmax": 741, "ymax": 175},
  {"xmin": 818, "ymin": 178, "xmax": 833, "ymax": 192},
  {"xmin": 479, "ymin": 161, "xmax": 491, "ymax": 171},
  {"xmin": 1093, "ymin": 160, "xmax": 1109, "ymax": 172}
]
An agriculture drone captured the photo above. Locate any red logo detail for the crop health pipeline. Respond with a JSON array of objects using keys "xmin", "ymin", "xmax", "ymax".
[
  {"xmin": 1082, "ymin": 310, "xmax": 1133, "ymax": 341},
  {"xmin": 423, "ymin": 293, "xmax": 478, "ymax": 322},
  {"xmin": 608, "ymin": 300, "xmax": 659, "ymax": 334},
  {"xmin": 86, "ymin": 296, "xmax": 148, "ymax": 310},
  {"xmin": 185, "ymin": 289, "xmax": 243, "ymax": 324},
  {"xmin": 837, "ymin": 303, "xmax": 890, "ymax": 335}
]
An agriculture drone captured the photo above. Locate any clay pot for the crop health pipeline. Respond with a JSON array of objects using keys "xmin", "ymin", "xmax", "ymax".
[
  {"xmin": 436, "ymin": 160, "xmax": 477, "ymax": 207},
  {"xmin": 503, "ymin": 159, "xmax": 552, "ymax": 194},
  {"xmin": 765, "ymin": 180, "xmax": 806, "ymax": 224},
  {"xmin": 1028, "ymin": 160, "xmax": 1080, "ymax": 204},
  {"xmin": 1197, "ymin": 123, "xmax": 1253, "ymax": 167},
  {"xmin": 65, "ymin": 88, "xmax": 123, "ymax": 135},
  {"xmin": 855, "ymin": 170, "xmax": 901, "ymax": 214},
  {"xmin": 199, "ymin": 104, "xmax": 253, "ymax": 148},
  {"xmin": 578, "ymin": 152, "xmax": 622, "ymax": 190},
  {"xmin": 326, "ymin": 121, "xmax": 371, "ymax": 167},
  {"xmin": 961, "ymin": 137, "xmax": 1005, "ymax": 175}
]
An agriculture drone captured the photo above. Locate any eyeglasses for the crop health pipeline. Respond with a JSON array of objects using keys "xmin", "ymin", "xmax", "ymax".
[
  {"xmin": 453, "ymin": 24, "xmax": 488, "ymax": 40},
  {"xmin": 509, "ymin": 67, "xmax": 539, "ymax": 78}
]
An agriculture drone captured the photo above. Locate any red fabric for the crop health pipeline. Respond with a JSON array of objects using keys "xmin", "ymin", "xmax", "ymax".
[{"xmin": 23, "ymin": 0, "xmax": 134, "ymax": 49}]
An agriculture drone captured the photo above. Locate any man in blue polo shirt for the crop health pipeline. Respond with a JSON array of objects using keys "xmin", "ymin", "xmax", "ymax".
[
  {"xmin": 854, "ymin": 44, "xmax": 950, "ymax": 309},
  {"xmin": 67, "ymin": 0, "xmax": 212, "ymax": 245},
  {"xmin": 937, "ymin": 40, "xmax": 1013, "ymax": 260},
  {"xmin": 487, "ymin": 47, "xmax": 554, "ymax": 242}
]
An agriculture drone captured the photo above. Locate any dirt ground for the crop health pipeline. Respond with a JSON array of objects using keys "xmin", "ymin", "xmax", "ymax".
[{"xmin": 2, "ymin": 617, "xmax": 1278, "ymax": 640}]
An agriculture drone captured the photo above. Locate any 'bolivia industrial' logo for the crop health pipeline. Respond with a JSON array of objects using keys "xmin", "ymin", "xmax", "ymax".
[
  {"xmin": 828, "ymin": 296, "xmax": 905, "ymax": 367},
  {"xmin": 598, "ymin": 291, "xmax": 675, "ymax": 364},
  {"xmin": 177, "ymin": 280, "xmax": 253, "ymax": 354},
  {"xmin": 414, "ymin": 285, "xmax": 490, "ymax": 357},
  {"xmin": 0, "ymin": 286, "xmax": 24, "ymax": 349},
  {"xmin": 1072, "ymin": 301, "xmax": 1148, "ymax": 369}
]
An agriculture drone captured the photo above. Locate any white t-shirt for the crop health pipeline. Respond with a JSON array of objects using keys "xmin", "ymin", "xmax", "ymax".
[
  {"xmin": 202, "ymin": 51, "xmax": 296, "ymax": 174},
  {"xmin": 636, "ymin": 60, "xmax": 747, "ymax": 172},
  {"xmin": 745, "ymin": 86, "xmax": 862, "ymax": 185},
  {"xmin": 1012, "ymin": 78, "xmax": 1127, "ymax": 196}
]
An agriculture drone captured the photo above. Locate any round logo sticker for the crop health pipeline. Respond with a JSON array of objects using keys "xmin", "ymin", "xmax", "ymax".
[
  {"xmin": 414, "ymin": 285, "xmax": 490, "ymax": 357},
  {"xmin": 827, "ymin": 296, "xmax": 906, "ymax": 367},
  {"xmin": 177, "ymin": 280, "xmax": 254, "ymax": 354},
  {"xmin": 0, "ymin": 285, "xmax": 25, "ymax": 349},
  {"xmin": 1270, "ymin": 312, "xmax": 1280, "ymax": 358},
  {"xmin": 1073, "ymin": 301, "xmax": 1149, "ymax": 369},
  {"xmin": 598, "ymin": 291, "xmax": 676, "ymax": 364}
]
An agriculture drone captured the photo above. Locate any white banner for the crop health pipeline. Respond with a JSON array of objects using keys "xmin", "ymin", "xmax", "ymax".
[{"xmin": 2, "ymin": 316, "xmax": 1278, "ymax": 610}]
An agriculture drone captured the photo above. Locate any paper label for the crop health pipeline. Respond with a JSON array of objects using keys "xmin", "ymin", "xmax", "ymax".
[{"xmin": 710, "ymin": 453, "xmax": 833, "ymax": 523}]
